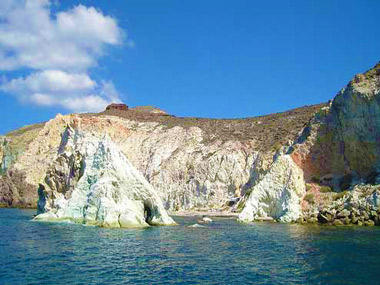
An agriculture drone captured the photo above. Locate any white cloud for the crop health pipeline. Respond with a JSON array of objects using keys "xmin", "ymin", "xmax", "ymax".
[
  {"xmin": 2, "ymin": 70, "xmax": 96, "ymax": 94},
  {"xmin": 59, "ymin": 95, "xmax": 110, "ymax": 113},
  {"xmin": 30, "ymin": 93, "xmax": 110, "ymax": 113},
  {"xmin": 1, "ymin": 70, "xmax": 121, "ymax": 112},
  {"xmin": 57, "ymin": 5, "xmax": 121, "ymax": 47},
  {"xmin": 99, "ymin": 80, "xmax": 121, "ymax": 102},
  {"xmin": 0, "ymin": 0, "xmax": 122, "ymax": 71},
  {"xmin": 31, "ymin": 93, "xmax": 58, "ymax": 106},
  {"xmin": 0, "ymin": 0, "xmax": 125, "ymax": 113}
]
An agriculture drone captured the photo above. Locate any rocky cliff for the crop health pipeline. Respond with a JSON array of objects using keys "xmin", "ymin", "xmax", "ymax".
[
  {"xmin": 0, "ymin": 103, "xmax": 322, "ymax": 215},
  {"xmin": 288, "ymin": 62, "xmax": 380, "ymax": 225},
  {"xmin": 1, "ymin": 62, "xmax": 380, "ymax": 226},
  {"xmin": 35, "ymin": 125, "xmax": 175, "ymax": 227},
  {"xmin": 291, "ymin": 62, "xmax": 380, "ymax": 185}
]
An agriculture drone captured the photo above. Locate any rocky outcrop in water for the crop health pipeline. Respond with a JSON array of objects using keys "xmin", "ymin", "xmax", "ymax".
[
  {"xmin": 300, "ymin": 185, "xmax": 380, "ymax": 226},
  {"xmin": 35, "ymin": 125, "xmax": 176, "ymax": 227},
  {"xmin": 238, "ymin": 155, "xmax": 306, "ymax": 222}
]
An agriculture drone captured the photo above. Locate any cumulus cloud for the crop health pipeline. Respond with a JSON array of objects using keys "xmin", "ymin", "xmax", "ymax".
[
  {"xmin": 1, "ymin": 70, "xmax": 121, "ymax": 112},
  {"xmin": 0, "ymin": 0, "xmax": 124, "ymax": 112},
  {"xmin": 2, "ymin": 70, "xmax": 96, "ymax": 94}
]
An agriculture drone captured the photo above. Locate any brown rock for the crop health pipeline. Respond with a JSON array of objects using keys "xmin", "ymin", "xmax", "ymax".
[
  {"xmin": 106, "ymin": 103, "xmax": 128, "ymax": 111},
  {"xmin": 0, "ymin": 176, "xmax": 12, "ymax": 206},
  {"xmin": 0, "ymin": 170, "xmax": 37, "ymax": 208}
]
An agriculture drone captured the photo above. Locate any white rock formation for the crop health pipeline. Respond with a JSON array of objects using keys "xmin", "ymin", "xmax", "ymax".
[
  {"xmin": 34, "ymin": 126, "xmax": 176, "ymax": 228},
  {"xmin": 238, "ymin": 155, "xmax": 306, "ymax": 222},
  {"xmin": 5, "ymin": 113, "xmax": 310, "ymax": 222},
  {"xmin": 188, "ymin": 224, "xmax": 206, "ymax": 228},
  {"xmin": 14, "ymin": 114, "xmax": 262, "ymax": 211},
  {"xmin": 202, "ymin": 217, "xmax": 213, "ymax": 223}
]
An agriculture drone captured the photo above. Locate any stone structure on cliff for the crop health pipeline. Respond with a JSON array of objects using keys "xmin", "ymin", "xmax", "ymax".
[{"xmin": 106, "ymin": 103, "xmax": 129, "ymax": 111}]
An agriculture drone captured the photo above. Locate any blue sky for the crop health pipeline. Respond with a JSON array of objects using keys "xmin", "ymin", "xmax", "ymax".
[{"xmin": 0, "ymin": 0, "xmax": 379, "ymax": 134}]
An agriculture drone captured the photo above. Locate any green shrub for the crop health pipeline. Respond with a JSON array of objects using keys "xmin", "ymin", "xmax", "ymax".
[
  {"xmin": 304, "ymin": 193, "xmax": 315, "ymax": 205},
  {"xmin": 334, "ymin": 191, "xmax": 349, "ymax": 201},
  {"xmin": 311, "ymin": 176, "xmax": 320, "ymax": 183},
  {"xmin": 320, "ymin": 186, "xmax": 333, "ymax": 193}
]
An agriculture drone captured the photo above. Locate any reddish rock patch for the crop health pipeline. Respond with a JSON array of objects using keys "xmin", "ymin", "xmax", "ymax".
[{"xmin": 106, "ymin": 103, "xmax": 128, "ymax": 111}]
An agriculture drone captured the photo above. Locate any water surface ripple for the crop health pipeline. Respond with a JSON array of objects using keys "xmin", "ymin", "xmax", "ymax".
[{"xmin": 1, "ymin": 209, "xmax": 380, "ymax": 284}]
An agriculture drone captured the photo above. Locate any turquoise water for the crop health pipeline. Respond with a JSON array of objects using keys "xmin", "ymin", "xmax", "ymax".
[{"xmin": 1, "ymin": 209, "xmax": 380, "ymax": 284}]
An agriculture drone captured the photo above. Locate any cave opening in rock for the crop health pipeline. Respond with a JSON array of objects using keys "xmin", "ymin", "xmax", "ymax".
[
  {"xmin": 144, "ymin": 203, "xmax": 152, "ymax": 224},
  {"xmin": 37, "ymin": 184, "xmax": 46, "ymax": 214}
]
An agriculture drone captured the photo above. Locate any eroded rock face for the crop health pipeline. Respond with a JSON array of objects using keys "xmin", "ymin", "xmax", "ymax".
[
  {"xmin": 35, "ymin": 126, "xmax": 176, "ymax": 228},
  {"xmin": 238, "ymin": 155, "xmax": 306, "ymax": 222},
  {"xmin": 12, "ymin": 113, "xmax": 264, "ymax": 211},
  {"xmin": 0, "ymin": 170, "xmax": 37, "ymax": 207},
  {"xmin": 287, "ymin": 63, "xmax": 380, "ymax": 225},
  {"xmin": 291, "ymin": 63, "xmax": 380, "ymax": 185},
  {"xmin": 329, "ymin": 64, "xmax": 380, "ymax": 178},
  {"xmin": 0, "ymin": 101, "xmax": 322, "ymax": 213}
]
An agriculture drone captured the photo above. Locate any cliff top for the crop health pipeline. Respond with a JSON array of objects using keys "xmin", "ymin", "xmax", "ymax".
[
  {"xmin": 92, "ymin": 103, "xmax": 326, "ymax": 149},
  {"xmin": 130, "ymin": 106, "xmax": 168, "ymax": 115},
  {"xmin": 4, "ymin": 103, "xmax": 326, "ymax": 152},
  {"xmin": 348, "ymin": 62, "xmax": 380, "ymax": 94}
]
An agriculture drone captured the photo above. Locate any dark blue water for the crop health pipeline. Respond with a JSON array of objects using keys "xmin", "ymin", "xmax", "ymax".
[{"xmin": 1, "ymin": 209, "xmax": 380, "ymax": 284}]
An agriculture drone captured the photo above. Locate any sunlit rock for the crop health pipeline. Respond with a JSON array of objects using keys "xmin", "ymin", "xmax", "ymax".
[
  {"xmin": 34, "ymin": 126, "xmax": 176, "ymax": 228},
  {"xmin": 238, "ymin": 155, "xmax": 306, "ymax": 222}
]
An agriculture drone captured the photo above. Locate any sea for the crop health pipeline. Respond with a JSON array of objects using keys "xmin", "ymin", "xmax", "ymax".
[{"xmin": 1, "ymin": 208, "xmax": 380, "ymax": 284}]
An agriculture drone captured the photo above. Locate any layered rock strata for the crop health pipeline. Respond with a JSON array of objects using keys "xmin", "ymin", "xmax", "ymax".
[
  {"xmin": 35, "ymin": 125, "xmax": 176, "ymax": 227},
  {"xmin": 1, "ymin": 104, "xmax": 321, "ymax": 218}
]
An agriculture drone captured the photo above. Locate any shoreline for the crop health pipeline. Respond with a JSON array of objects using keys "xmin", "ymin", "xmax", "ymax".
[
  {"xmin": 169, "ymin": 210, "xmax": 239, "ymax": 218},
  {"xmin": 0, "ymin": 205, "xmax": 37, "ymax": 210},
  {"xmin": 0, "ymin": 206, "xmax": 239, "ymax": 218}
]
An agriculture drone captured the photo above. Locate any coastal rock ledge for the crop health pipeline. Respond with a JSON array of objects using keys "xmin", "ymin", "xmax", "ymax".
[{"xmin": 34, "ymin": 125, "xmax": 176, "ymax": 228}]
